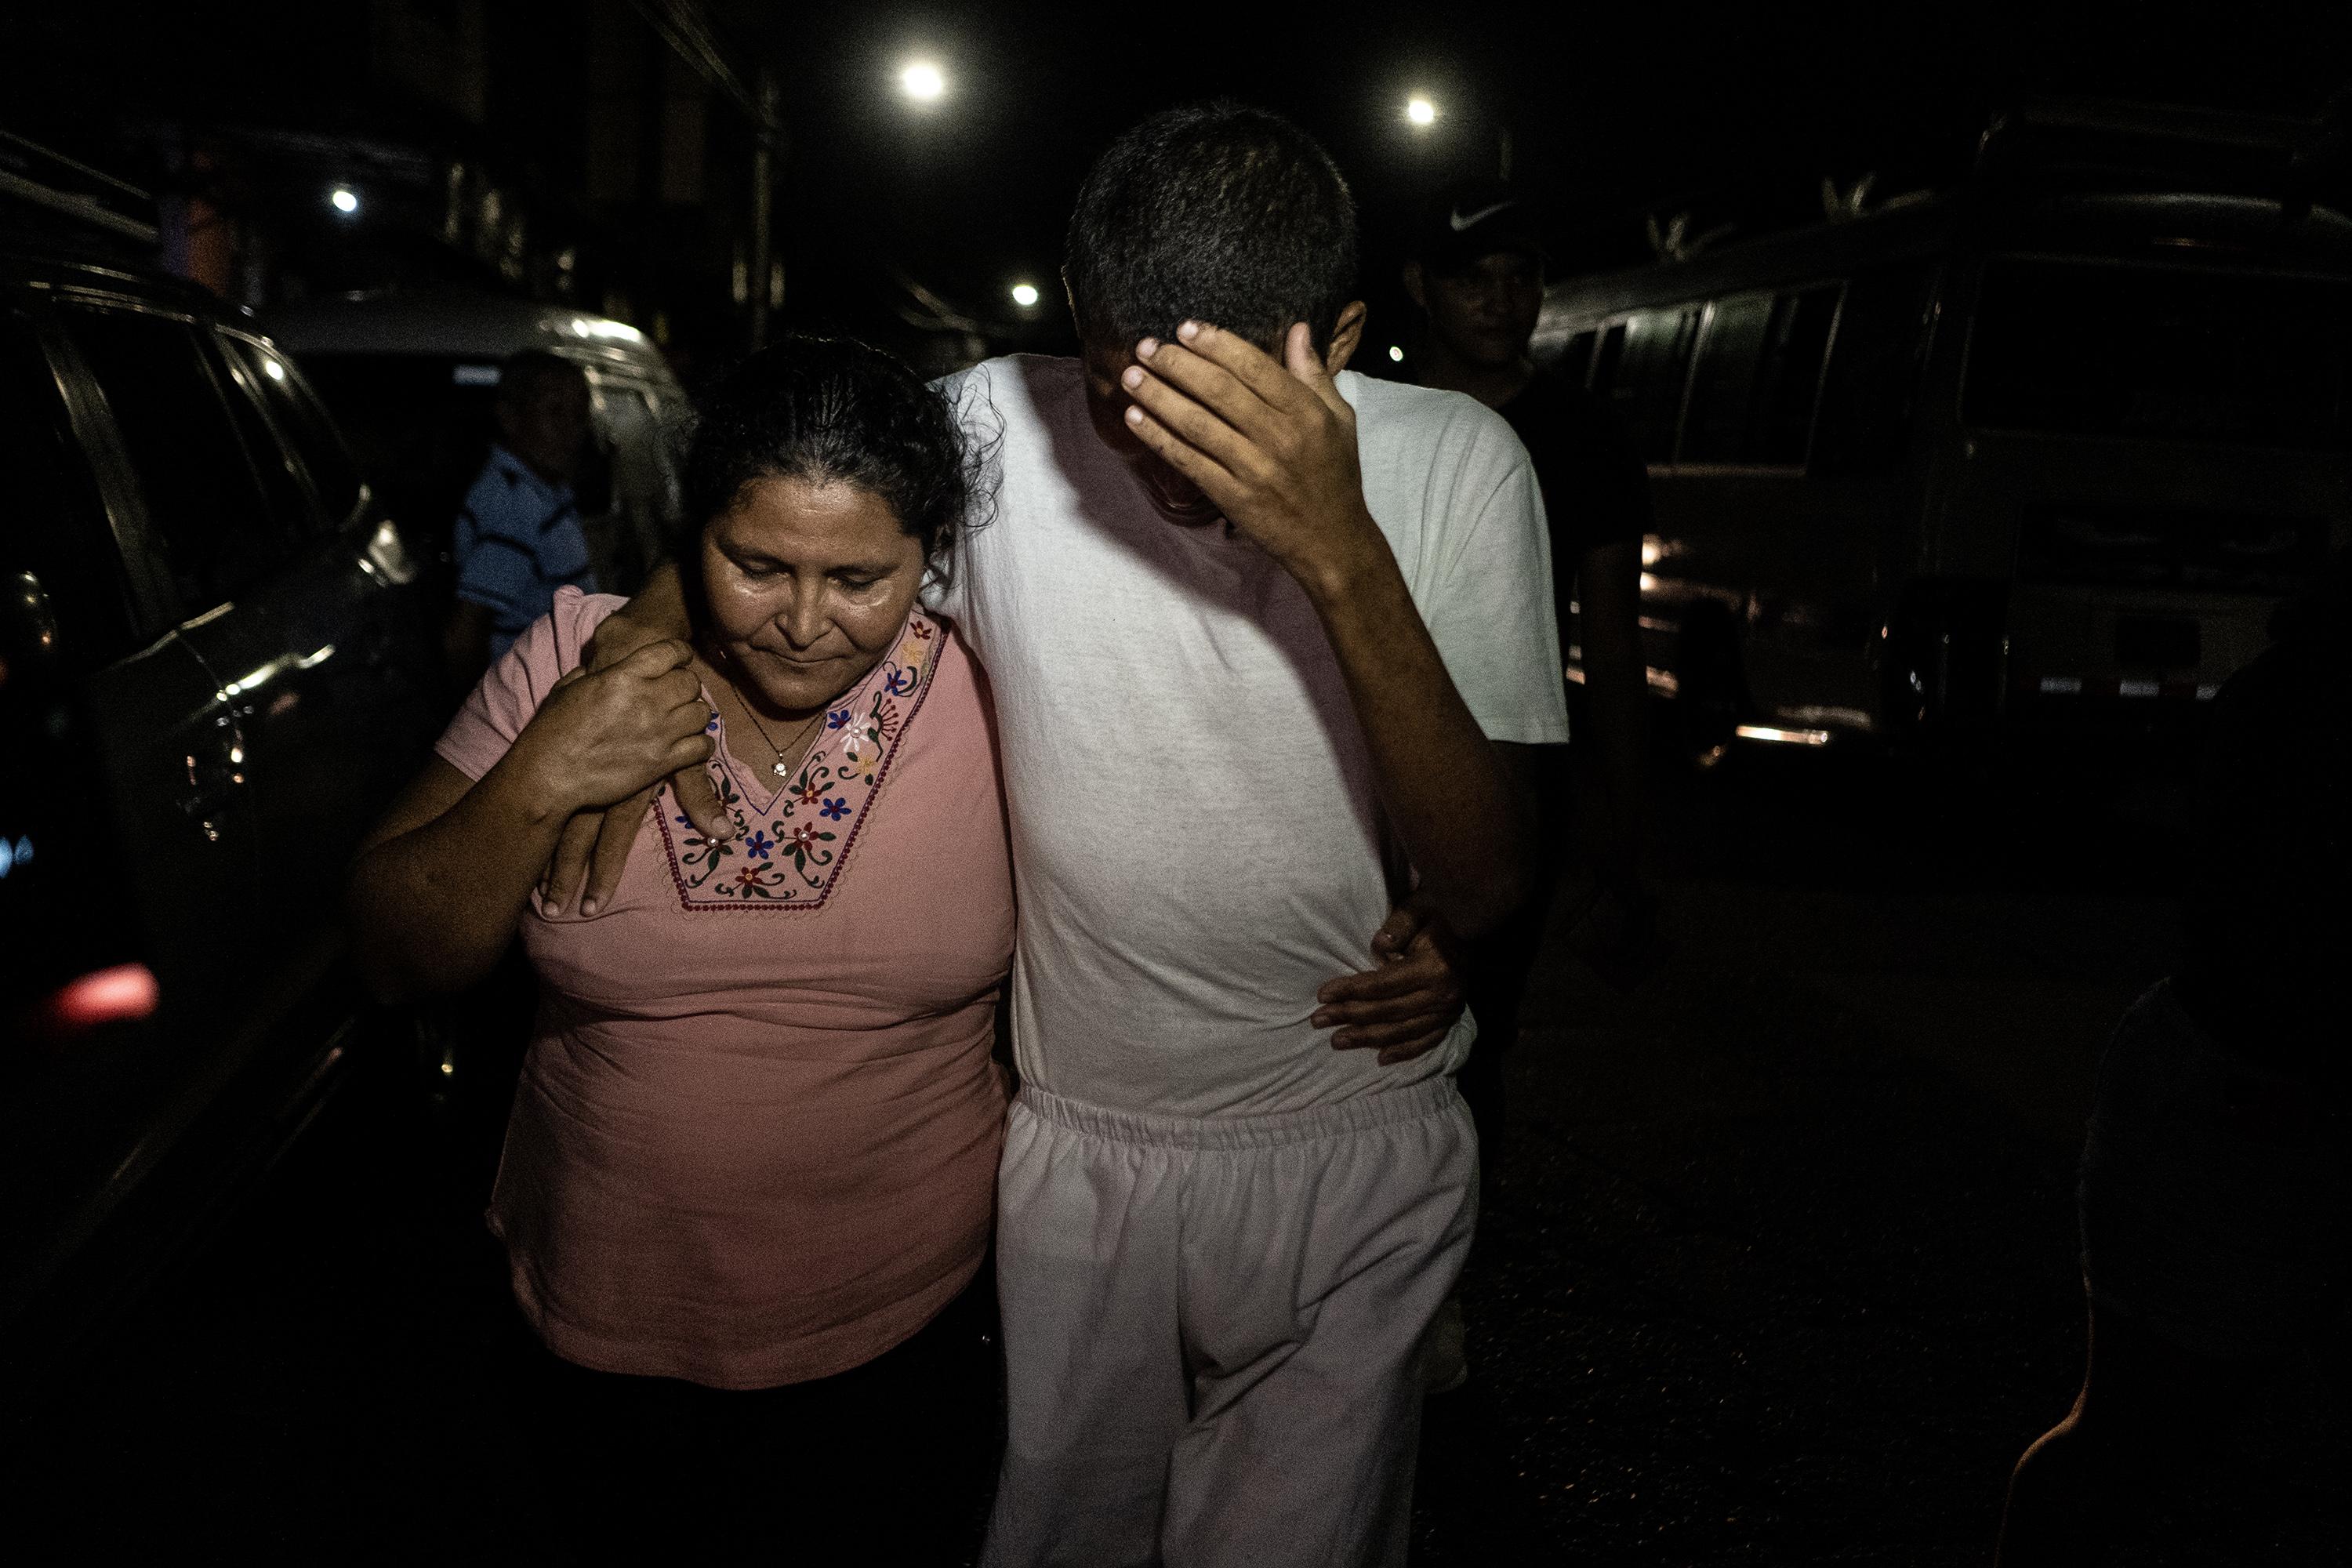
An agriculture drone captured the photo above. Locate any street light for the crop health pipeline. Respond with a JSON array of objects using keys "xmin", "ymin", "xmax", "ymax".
[
  {"xmin": 329, "ymin": 184, "xmax": 359, "ymax": 215},
  {"xmin": 900, "ymin": 60, "xmax": 946, "ymax": 102},
  {"xmin": 1010, "ymin": 282, "xmax": 1040, "ymax": 308},
  {"xmin": 1400, "ymin": 92, "xmax": 1508, "ymax": 177}
]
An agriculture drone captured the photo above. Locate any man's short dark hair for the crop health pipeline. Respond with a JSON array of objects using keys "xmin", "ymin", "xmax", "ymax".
[
  {"xmin": 497, "ymin": 349, "xmax": 586, "ymax": 406},
  {"xmin": 1065, "ymin": 101, "xmax": 1358, "ymax": 354}
]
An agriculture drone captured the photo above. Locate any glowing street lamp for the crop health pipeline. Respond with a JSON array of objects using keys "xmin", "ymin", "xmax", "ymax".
[
  {"xmin": 1406, "ymin": 96, "xmax": 1437, "ymax": 129},
  {"xmin": 899, "ymin": 60, "xmax": 946, "ymax": 103},
  {"xmin": 1010, "ymin": 282, "xmax": 1040, "ymax": 308}
]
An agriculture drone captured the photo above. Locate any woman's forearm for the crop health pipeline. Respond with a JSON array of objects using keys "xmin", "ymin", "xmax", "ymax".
[{"xmin": 350, "ymin": 756, "xmax": 573, "ymax": 1003}]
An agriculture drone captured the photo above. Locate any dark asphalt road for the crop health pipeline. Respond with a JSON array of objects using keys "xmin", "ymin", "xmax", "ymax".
[{"xmin": 12, "ymin": 747, "xmax": 2348, "ymax": 1563}]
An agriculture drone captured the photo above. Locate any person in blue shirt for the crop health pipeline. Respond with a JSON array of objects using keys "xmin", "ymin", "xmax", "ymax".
[{"xmin": 445, "ymin": 350, "xmax": 598, "ymax": 684}]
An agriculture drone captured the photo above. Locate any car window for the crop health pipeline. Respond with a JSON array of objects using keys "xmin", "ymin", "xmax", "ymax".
[
  {"xmin": 296, "ymin": 353, "xmax": 501, "ymax": 548},
  {"xmin": 600, "ymin": 383, "xmax": 681, "ymax": 521},
  {"xmin": 1553, "ymin": 328, "xmax": 1599, "ymax": 388},
  {"xmin": 1595, "ymin": 305, "xmax": 1701, "ymax": 463},
  {"xmin": 1815, "ymin": 263, "xmax": 1936, "ymax": 475},
  {"xmin": 221, "ymin": 333, "xmax": 365, "ymax": 524},
  {"xmin": 62, "ymin": 306, "xmax": 297, "ymax": 616},
  {"xmin": 1589, "ymin": 321, "xmax": 1627, "ymax": 400},
  {"xmin": 1680, "ymin": 293, "xmax": 1775, "ymax": 463},
  {"xmin": 1965, "ymin": 259, "xmax": 2352, "ymax": 452},
  {"xmin": 205, "ymin": 332, "xmax": 311, "ymax": 530},
  {"xmin": 0, "ymin": 310, "xmax": 135, "ymax": 669},
  {"xmin": 1749, "ymin": 285, "xmax": 1841, "ymax": 466}
]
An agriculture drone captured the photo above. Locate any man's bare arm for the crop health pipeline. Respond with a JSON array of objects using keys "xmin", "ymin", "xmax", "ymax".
[
  {"xmin": 1120, "ymin": 320, "xmax": 1536, "ymax": 938},
  {"xmin": 538, "ymin": 561, "xmax": 733, "ymax": 914}
]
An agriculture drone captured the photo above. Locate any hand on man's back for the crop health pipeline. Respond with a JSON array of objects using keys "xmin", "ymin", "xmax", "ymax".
[
  {"xmin": 1311, "ymin": 903, "xmax": 1468, "ymax": 1066},
  {"xmin": 539, "ymin": 606, "xmax": 735, "ymax": 916}
]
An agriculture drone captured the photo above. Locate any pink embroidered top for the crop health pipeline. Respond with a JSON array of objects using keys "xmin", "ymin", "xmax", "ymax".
[{"xmin": 434, "ymin": 587, "xmax": 1013, "ymax": 1388}]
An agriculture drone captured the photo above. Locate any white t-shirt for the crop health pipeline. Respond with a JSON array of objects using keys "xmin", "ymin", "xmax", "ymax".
[{"xmin": 931, "ymin": 354, "xmax": 1567, "ymax": 1117}]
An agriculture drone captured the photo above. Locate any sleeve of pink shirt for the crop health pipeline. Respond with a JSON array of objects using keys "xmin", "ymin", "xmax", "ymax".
[{"xmin": 434, "ymin": 586, "xmax": 626, "ymax": 782}]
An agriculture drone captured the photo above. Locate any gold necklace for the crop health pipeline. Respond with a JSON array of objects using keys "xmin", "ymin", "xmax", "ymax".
[{"xmin": 714, "ymin": 652, "xmax": 824, "ymax": 779}]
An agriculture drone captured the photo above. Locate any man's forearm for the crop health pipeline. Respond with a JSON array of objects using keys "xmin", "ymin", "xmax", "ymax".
[
  {"xmin": 1304, "ymin": 537, "xmax": 1536, "ymax": 938},
  {"xmin": 608, "ymin": 558, "xmax": 693, "ymax": 643}
]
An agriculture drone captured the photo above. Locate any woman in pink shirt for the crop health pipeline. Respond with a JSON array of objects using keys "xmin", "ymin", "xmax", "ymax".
[
  {"xmin": 352, "ymin": 339, "xmax": 1010, "ymax": 1556},
  {"xmin": 350, "ymin": 336, "xmax": 1461, "ymax": 1555}
]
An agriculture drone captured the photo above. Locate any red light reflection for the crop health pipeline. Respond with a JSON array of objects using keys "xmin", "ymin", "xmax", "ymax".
[{"xmin": 44, "ymin": 964, "xmax": 162, "ymax": 1031}]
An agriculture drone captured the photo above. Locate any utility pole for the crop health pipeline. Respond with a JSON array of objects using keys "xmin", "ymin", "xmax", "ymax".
[
  {"xmin": 749, "ymin": 68, "xmax": 778, "ymax": 348},
  {"xmin": 626, "ymin": 2, "xmax": 784, "ymax": 350}
]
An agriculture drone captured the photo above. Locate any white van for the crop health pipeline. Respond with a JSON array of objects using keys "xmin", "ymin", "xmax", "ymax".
[
  {"xmin": 1534, "ymin": 104, "xmax": 2352, "ymax": 764},
  {"xmin": 264, "ymin": 292, "xmax": 687, "ymax": 597}
]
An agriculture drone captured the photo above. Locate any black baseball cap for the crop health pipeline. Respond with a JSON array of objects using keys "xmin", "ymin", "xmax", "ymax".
[{"xmin": 1412, "ymin": 177, "xmax": 1548, "ymax": 274}]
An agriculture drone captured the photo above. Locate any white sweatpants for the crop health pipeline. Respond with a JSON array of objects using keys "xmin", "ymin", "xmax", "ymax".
[{"xmin": 980, "ymin": 1077, "xmax": 1479, "ymax": 1568}]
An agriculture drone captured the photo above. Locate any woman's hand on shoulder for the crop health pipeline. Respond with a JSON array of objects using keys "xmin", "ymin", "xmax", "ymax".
[{"xmin": 510, "ymin": 638, "xmax": 713, "ymax": 818}]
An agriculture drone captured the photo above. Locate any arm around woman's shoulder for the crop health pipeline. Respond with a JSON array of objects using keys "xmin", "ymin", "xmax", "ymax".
[{"xmin": 347, "ymin": 611, "xmax": 713, "ymax": 1004}]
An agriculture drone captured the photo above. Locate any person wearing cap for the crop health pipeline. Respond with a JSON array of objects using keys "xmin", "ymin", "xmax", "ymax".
[{"xmin": 1403, "ymin": 178, "xmax": 1656, "ymax": 1389}]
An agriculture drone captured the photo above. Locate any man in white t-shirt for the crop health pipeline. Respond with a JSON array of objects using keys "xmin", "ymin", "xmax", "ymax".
[
  {"xmin": 947, "ymin": 103, "xmax": 1564, "ymax": 1568},
  {"xmin": 559, "ymin": 103, "xmax": 1566, "ymax": 1567}
]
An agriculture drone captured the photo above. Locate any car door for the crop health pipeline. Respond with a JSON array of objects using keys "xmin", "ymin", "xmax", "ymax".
[
  {"xmin": 212, "ymin": 329, "xmax": 440, "ymax": 882},
  {"xmin": 0, "ymin": 297, "xmax": 256, "ymax": 1322},
  {"xmin": 49, "ymin": 295, "xmax": 328, "ymax": 964}
]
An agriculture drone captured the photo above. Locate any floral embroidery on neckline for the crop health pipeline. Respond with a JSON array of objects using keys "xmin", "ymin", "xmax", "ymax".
[{"xmin": 655, "ymin": 612, "xmax": 942, "ymax": 911}]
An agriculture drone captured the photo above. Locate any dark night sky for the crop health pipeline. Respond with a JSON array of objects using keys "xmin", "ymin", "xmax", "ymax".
[
  {"xmin": 746, "ymin": 1, "xmax": 2352, "ymax": 351},
  {"xmin": 13, "ymin": 2, "xmax": 2350, "ymax": 354}
]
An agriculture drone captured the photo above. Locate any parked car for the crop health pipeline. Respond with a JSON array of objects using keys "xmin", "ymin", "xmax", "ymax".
[
  {"xmin": 1534, "ymin": 102, "xmax": 2352, "ymax": 765},
  {"xmin": 263, "ymin": 291, "xmax": 688, "ymax": 599},
  {"xmin": 0, "ymin": 146, "xmax": 442, "ymax": 1370}
]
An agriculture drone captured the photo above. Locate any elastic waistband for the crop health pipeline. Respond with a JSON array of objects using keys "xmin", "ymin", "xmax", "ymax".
[{"xmin": 1012, "ymin": 1076, "xmax": 1465, "ymax": 1151}]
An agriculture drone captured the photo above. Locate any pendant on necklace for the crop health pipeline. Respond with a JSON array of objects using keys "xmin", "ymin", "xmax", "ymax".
[{"xmin": 772, "ymin": 759, "xmax": 789, "ymax": 778}]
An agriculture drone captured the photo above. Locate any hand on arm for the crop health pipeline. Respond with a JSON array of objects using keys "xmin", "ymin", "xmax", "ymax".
[
  {"xmin": 1312, "ymin": 896, "xmax": 1468, "ymax": 1066},
  {"xmin": 1120, "ymin": 321, "xmax": 1536, "ymax": 935},
  {"xmin": 538, "ymin": 561, "xmax": 735, "ymax": 916},
  {"xmin": 348, "ymin": 640, "xmax": 713, "ymax": 1002}
]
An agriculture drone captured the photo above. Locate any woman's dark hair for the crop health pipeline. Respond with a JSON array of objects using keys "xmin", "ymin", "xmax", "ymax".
[
  {"xmin": 1065, "ymin": 101, "xmax": 1358, "ymax": 354},
  {"xmin": 675, "ymin": 334, "xmax": 982, "ymax": 572}
]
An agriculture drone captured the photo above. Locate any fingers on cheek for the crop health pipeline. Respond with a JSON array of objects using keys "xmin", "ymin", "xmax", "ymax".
[
  {"xmin": 1135, "ymin": 418, "xmax": 1203, "ymax": 474},
  {"xmin": 1130, "ymin": 406, "xmax": 1185, "ymax": 451}
]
